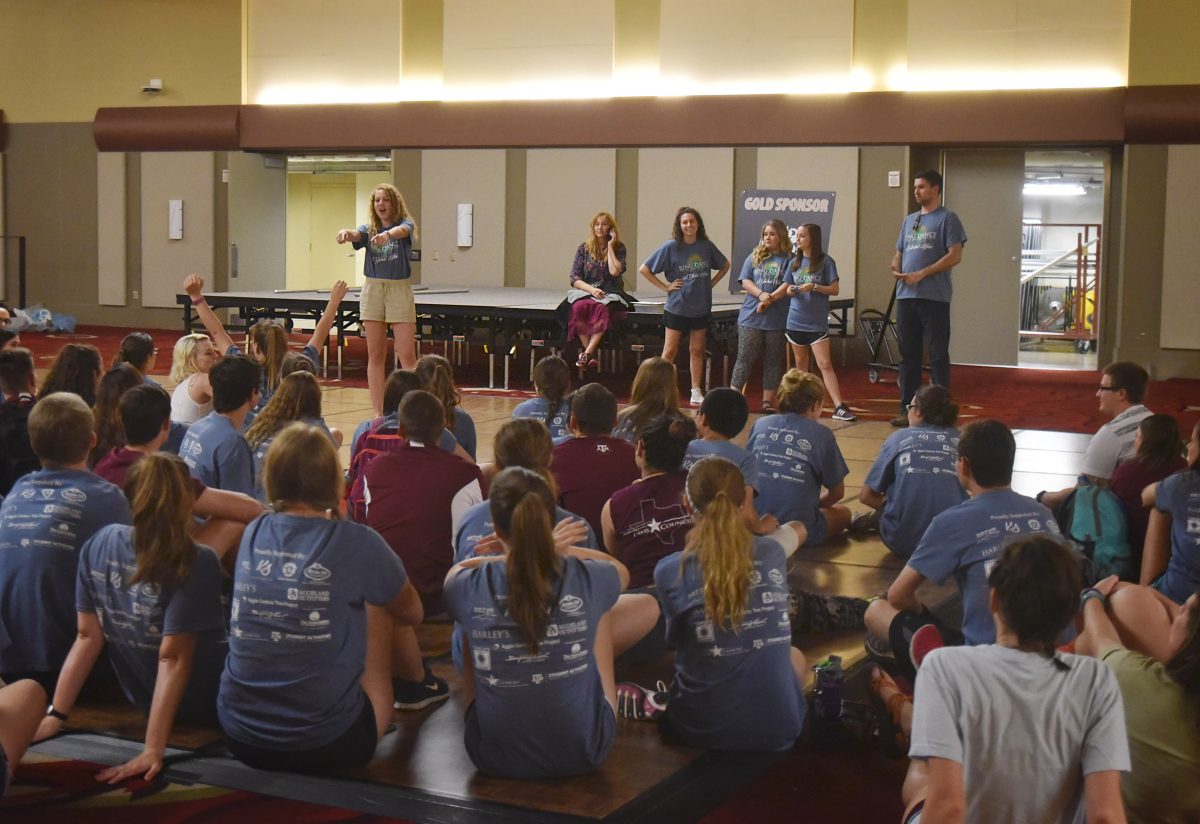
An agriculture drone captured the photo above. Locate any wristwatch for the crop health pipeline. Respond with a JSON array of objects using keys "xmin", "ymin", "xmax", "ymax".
[{"xmin": 46, "ymin": 705, "xmax": 69, "ymax": 722}]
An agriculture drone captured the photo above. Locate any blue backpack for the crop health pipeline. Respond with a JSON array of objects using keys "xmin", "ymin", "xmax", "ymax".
[{"xmin": 1057, "ymin": 483, "xmax": 1132, "ymax": 582}]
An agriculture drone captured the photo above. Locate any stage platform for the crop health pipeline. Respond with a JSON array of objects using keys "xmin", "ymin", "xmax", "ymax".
[{"xmin": 177, "ymin": 285, "xmax": 853, "ymax": 388}]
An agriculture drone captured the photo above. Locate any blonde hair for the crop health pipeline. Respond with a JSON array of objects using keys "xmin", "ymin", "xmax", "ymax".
[
  {"xmin": 245, "ymin": 371, "xmax": 323, "ymax": 449},
  {"xmin": 126, "ymin": 454, "xmax": 198, "ymax": 588},
  {"xmin": 489, "ymin": 467, "xmax": 562, "ymax": 653},
  {"xmin": 416, "ymin": 354, "xmax": 461, "ymax": 428},
  {"xmin": 684, "ymin": 457, "xmax": 754, "ymax": 630},
  {"xmin": 585, "ymin": 211, "xmax": 621, "ymax": 262},
  {"xmin": 493, "ymin": 418, "xmax": 558, "ymax": 498},
  {"xmin": 367, "ymin": 184, "xmax": 418, "ymax": 239},
  {"xmin": 248, "ymin": 321, "xmax": 289, "ymax": 394},
  {"xmin": 776, "ymin": 369, "xmax": 825, "ymax": 414},
  {"xmin": 615, "ymin": 357, "xmax": 679, "ymax": 442},
  {"xmin": 263, "ymin": 423, "xmax": 343, "ymax": 514},
  {"xmin": 170, "ymin": 333, "xmax": 211, "ymax": 383},
  {"xmin": 751, "ymin": 219, "xmax": 793, "ymax": 266}
]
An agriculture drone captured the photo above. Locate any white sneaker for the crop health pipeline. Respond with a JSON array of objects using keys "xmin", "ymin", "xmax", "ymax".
[{"xmin": 689, "ymin": 387, "xmax": 704, "ymax": 406}]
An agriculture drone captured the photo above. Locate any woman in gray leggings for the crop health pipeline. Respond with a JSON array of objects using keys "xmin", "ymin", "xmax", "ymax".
[{"xmin": 730, "ymin": 219, "xmax": 791, "ymax": 413}]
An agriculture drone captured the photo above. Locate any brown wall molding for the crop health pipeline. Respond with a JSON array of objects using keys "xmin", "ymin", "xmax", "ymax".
[
  {"xmin": 92, "ymin": 86, "xmax": 1200, "ymax": 152},
  {"xmin": 0, "ymin": 110, "xmax": 6, "ymax": 152},
  {"xmin": 95, "ymin": 105, "xmax": 240, "ymax": 151}
]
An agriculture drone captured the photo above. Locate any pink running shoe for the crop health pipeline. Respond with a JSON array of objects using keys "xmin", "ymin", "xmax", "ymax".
[{"xmin": 616, "ymin": 681, "xmax": 669, "ymax": 721}]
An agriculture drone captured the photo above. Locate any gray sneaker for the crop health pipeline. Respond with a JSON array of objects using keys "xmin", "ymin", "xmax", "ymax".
[{"xmin": 832, "ymin": 404, "xmax": 857, "ymax": 422}]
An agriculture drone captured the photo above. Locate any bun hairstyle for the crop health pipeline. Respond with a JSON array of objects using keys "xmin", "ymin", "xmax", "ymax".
[
  {"xmin": 115, "ymin": 331, "xmax": 156, "ymax": 374},
  {"xmin": 775, "ymin": 369, "xmax": 825, "ymax": 415},
  {"xmin": 640, "ymin": 414, "xmax": 697, "ymax": 472},
  {"xmin": 911, "ymin": 385, "xmax": 960, "ymax": 427},
  {"xmin": 684, "ymin": 457, "xmax": 753, "ymax": 630},
  {"xmin": 126, "ymin": 453, "xmax": 198, "ymax": 589},
  {"xmin": 489, "ymin": 467, "xmax": 562, "ymax": 653}
]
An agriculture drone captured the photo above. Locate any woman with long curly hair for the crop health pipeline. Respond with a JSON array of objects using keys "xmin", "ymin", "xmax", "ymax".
[
  {"xmin": 38, "ymin": 343, "xmax": 103, "ymax": 406},
  {"xmin": 567, "ymin": 211, "xmax": 629, "ymax": 370}
]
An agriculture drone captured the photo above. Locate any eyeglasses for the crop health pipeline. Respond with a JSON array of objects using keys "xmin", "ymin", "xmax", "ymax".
[
  {"xmin": 1097, "ymin": 385, "xmax": 1118, "ymax": 392},
  {"xmin": 906, "ymin": 402, "xmax": 917, "ymax": 410}
]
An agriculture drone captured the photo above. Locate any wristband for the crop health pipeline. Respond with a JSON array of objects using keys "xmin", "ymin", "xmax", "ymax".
[
  {"xmin": 190, "ymin": 295, "xmax": 206, "ymax": 306},
  {"xmin": 1036, "ymin": 490, "xmax": 1046, "ymax": 504},
  {"xmin": 1079, "ymin": 588, "xmax": 1107, "ymax": 612},
  {"xmin": 46, "ymin": 705, "xmax": 69, "ymax": 722}
]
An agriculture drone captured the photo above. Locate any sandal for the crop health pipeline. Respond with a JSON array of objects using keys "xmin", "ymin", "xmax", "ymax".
[
  {"xmin": 761, "ymin": 403, "xmax": 778, "ymax": 415},
  {"xmin": 869, "ymin": 666, "xmax": 911, "ymax": 759},
  {"xmin": 576, "ymin": 351, "xmax": 590, "ymax": 368}
]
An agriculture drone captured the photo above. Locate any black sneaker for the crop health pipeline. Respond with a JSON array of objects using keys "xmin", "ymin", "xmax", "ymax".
[
  {"xmin": 394, "ymin": 666, "xmax": 450, "ymax": 710},
  {"xmin": 832, "ymin": 404, "xmax": 857, "ymax": 422},
  {"xmin": 889, "ymin": 415, "xmax": 909, "ymax": 428}
]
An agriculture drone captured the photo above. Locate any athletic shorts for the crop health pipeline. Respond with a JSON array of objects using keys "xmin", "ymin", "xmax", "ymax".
[
  {"xmin": 904, "ymin": 800, "xmax": 925, "ymax": 824},
  {"xmin": 785, "ymin": 329, "xmax": 829, "ymax": 347},
  {"xmin": 360, "ymin": 278, "xmax": 416, "ymax": 324},
  {"xmin": 663, "ymin": 310, "xmax": 711, "ymax": 332},
  {"xmin": 803, "ymin": 510, "xmax": 829, "ymax": 547},
  {"xmin": 888, "ymin": 610, "xmax": 963, "ymax": 681},
  {"xmin": 223, "ymin": 690, "xmax": 378, "ymax": 773}
]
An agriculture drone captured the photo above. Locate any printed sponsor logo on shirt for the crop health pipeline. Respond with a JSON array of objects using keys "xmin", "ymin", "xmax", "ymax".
[
  {"xmin": 40, "ymin": 489, "xmax": 56, "ymax": 499},
  {"xmin": 768, "ymin": 568, "xmax": 784, "ymax": 585},
  {"xmin": 139, "ymin": 582, "xmax": 161, "ymax": 600},
  {"xmin": 1188, "ymin": 517, "xmax": 1200, "ymax": 535},
  {"xmin": 558, "ymin": 594, "xmax": 584, "ymax": 615},
  {"xmin": 20, "ymin": 488, "xmax": 35, "ymax": 499},
  {"xmin": 186, "ymin": 440, "xmax": 203, "ymax": 456},
  {"xmin": 1027, "ymin": 519, "xmax": 1043, "ymax": 531},
  {"xmin": 563, "ymin": 642, "xmax": 587, "ymax": 662},
  {"xmin": 473, "ymin": 606, "xmax": 497, "ymax": 617},
  {"xmin": 287, "ymin": 587, "xmax": 330, "ymax": 602},
  {"xmin": 748, "ymin": 570, "xmax": 762, "ymax": 585},
  {"xmin": 975, "ymin": 527, "xmax": 1000, "ymax": 541},
  {"xmin": 281, "ymin": 562, "xmax": 298, "ymax": 578},
  {"xmin": 255, "ymin": 560, "xmax": 272, "ymax": 576},
  {"xmin": 60, "ymin": 488, "xmax": 87, "ymax": 504},
  {"xmin": 595, "ymin": 443, "xmax": 610, "ymax": 453},
  {"xmin": 303, "ymin": 563, "xmax": 331, "ymax": 582},
  {"xmin": 473, "ymin": 647, "xmax": 492, "ymax": 671},
  {"xmin": 696, "ymin": 621, "xmax": 715, "ymax": 642},
  {"xmin": 109, "ymin": 571, "xmax": 122, "ymax": 589}
]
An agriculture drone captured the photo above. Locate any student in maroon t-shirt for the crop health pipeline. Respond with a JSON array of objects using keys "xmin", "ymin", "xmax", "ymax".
[
  {"xmin": 602, "ymin": 415, "xmax": 696, "ymax": 590},
  {"xmin": 552, "ymin": 383, "xmax": 639, "ymax": 541},
  {"xmin": 1110, "ymin": 414, "xmax": 1187, "ymax": 572}
]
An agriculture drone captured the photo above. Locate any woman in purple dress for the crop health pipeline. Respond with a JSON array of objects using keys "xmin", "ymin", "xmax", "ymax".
[{"xmin": 568, "ymin": 212, "xmax": 628, "ymax": 370}]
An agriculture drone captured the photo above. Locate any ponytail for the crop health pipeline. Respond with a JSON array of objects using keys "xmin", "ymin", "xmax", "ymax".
[
  {"xmin": 250, "ymin": 321, "xmax": 288, "ymax": 393},
  {"xmin": 417, "ymin": 354, "xmax": 461, "ymax": 427},
  {"xmin": 684, "ymin": 458, "xmax": 754, "ymax": 630},
  {"xmin": 531, "ymin": 356, "xmax": 570, "ymax": 430}
]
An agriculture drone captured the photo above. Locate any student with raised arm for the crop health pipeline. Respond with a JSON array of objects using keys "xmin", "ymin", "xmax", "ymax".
[
  {"xmin": 169, "ymin": 333, "xmax": 218, "ymax": 424},
  {"xmin": 183, "ymin": 274, "xmax": 348, "ymax": 413},
  {"xmin": 335, "ymin": 183, "xmax": 418, "ymax": 415},
  {"xmin": 1139, "ymin": 418, "xmax": 1200, "ymax": 603},
  {"xmin": 178, "ymin": 356, "xmax": 260, "ymax": 498}
]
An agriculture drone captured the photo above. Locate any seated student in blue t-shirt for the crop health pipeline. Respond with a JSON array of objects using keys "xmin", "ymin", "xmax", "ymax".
[
  {"xmin": 417, "ymin": 354, "xmax": 477, "ymax": 461},
  {"xmin": 746, "ymin": 369, "xmax": 851, "ymax": 545},
  {"xmin": 179, "ymin": 356, "xmax": 260, "ymax": 499},
  {"xmin": 219, "ymin": 423, "xmax": 426, "ymax": 774},
  {"xmin": 0, "ymin": 678, "xmax": 46, "ymax": 799},
  {"xmin": 444, "ymin": 467, "xmax": 659, "ymax": 779},
  {"xmin": 0, "ymin": 393, "xmax": 133, "ymax": 695},
  {"xmin": 864, "ymin": 419, "xmax": 1067, "ymax": 682},
  {"xmin": 245, "ymin": 372, "xmax": 339, "ymax": 501},
  {"xmin": 616, "ymin": 456, "xmax": 810, "ymax": 751},
  {"xmin": 183, "ymin": 274, "xmax": 348, "ymax": 414},
  {"xmin": 854, "ymin": 385, "xmax": 968, "ymax": 559},
  {"xmin": 35, "ymin": 454, "xmax": 228, "ymax": 783},
  {"xmin": 682, "ymin": 387, "xmax": 758, "ymax": 488},
  {"xmin": 511, "ymin": 355, "xmax": 572, "ymax": 442},
  {"xmin": 348, "ymin": 369, "xmax": 468, "ymax": 468}
]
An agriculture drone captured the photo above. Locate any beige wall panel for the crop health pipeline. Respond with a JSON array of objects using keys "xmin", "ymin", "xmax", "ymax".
[
  {"xmin": 635, "ymin": 149, "xmax": 735, "ymax": 294},
  {"xmin": 0, "ymin": 155, "xmax": 6, "ymax": 301},
  {"xmin": 140, "ymin": 152, "xmax": 215, "ymax": 309},
  {"xmin": 524, "ymin": 150, "xmax": 617, "ymax": 290},
  {"xmin": 247, "ymin": 0, "xmax": 400, "ymax": 104},
  {"xmin": 420, "ymin": 150, "xmax": 506, "ymax": 286},
  {"xmin": 97, "ymin": 153, "xmax": 127, "ymax": 306},
  {"xmin": 660, "ymin": 0, "xmax": 852, "ymax": 85},
  {"xmin": 756, "ymin": 147, "xmax": 860, "ymax": 301},
  {"xmin": 443, "ymin": 0, "xmax": 612, "ymax": 91},
  {"xmin": 227, "ymin": 152, "xmax": 286, "ymax": 293},
  {"xmin": 1160, "ymin": 145, "xmax": 1200, "ymax": 350},
  {"xmin": 0, "ymin": 0, "xmax": 240, "ymax": 122}
]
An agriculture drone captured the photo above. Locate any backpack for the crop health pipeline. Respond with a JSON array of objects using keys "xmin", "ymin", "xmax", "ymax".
[
  {"xmin": 345, "ymin": 422, "xmax": 407, "ymax": 522},
  {"xmin": 1055, "ymin": 483, "xmax": 1132, "ymax": 582}
]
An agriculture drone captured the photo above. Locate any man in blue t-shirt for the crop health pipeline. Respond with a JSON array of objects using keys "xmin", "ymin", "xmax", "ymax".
[
  {"xmin": 863, "ymin": 420, "xmax": 1065, "ymax": 680},
  {"xmin": 0, "ymin": 393, "xmax": 133, "ymax": 693},
  {"xmin": 179, "ymin": 356, "xmax": 260, "ymax": 498},
  {"xmin": 890, "ymin": 170, "xmax": 967, "ymax": 426}
]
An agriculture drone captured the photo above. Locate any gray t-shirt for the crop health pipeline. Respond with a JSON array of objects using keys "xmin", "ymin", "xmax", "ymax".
[
  {"xmin": 911, "ymin": 645, "xmax": 1130, "ymax": 824},
  {"xmin": 895, "ymin": 206, "xmax": 967, "ymax": 303}
]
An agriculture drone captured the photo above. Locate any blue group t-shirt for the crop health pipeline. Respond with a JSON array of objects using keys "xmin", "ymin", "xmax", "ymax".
[
  {"xmin": 251, "ymin": 417, "xmax": 336, "ymax": 502},
  {"xmin": 683, "ymin": 439, "xmax": 759, "ymax": 491},
  {"xmin": 77, "ymin": 525, "xmax": 227, "ymax": 720},
  {"xmin": 895, "ymin": 207, "xmax": 967, "ymax": 303},
  {"xmin": 642, "ymin": 239, "xmax": 729, "ymax": 318},
  {"xmin": 443, "ymin": 556, "xmax": 621, "ymax": 778},
  {"xmin": 350, "ymin": 414, "xmax": 460, "ymax": 465},
  {"xmin": 180, "ymin": 413, "xmax": 256, "ymax": 498},
  {"xmin": 451, "ymin": 406, "xmax": 477, "ymax": 462},
  {"xmin": 223, "ymin": 343, "xmax": 320, "ymax": 414},
  {"xmin": 352, "ymin": 219, "xmax": 415, "ymax": 281},
  {"xmin": 511, "ymin": 398, "xmax": 572, "ymax": 441},
  {"xmin": 863, "ymin": 425, "xmax": 968, "ymax": 558},
  {"xmin": 218, "ymin": 514, "xmax": 406, "ymax": 749},
  {"xmin": 907, "ymin": 489, "xmax": 1062, "ymax": 645},
  {"xmin": 654, "ymin": 531, "xmax": 805, "ymax": 751},
  {"xmin": 784, "ymin": 255, "xmax": 839, "ymax": 332},
  {"xmin": 746, "ymin": 413, "xmax": 848, "ymax": 536},
  {"xmin": 1153, "ymin": 469, "xmax": 1200, "ymax": 604},
  {"xmin": 0, "ymin": 469, "xmax": 132, "ymax": 673},
  {"xmin": 737, "ymin": 253, "xmax": 790, "ymax": 331}
]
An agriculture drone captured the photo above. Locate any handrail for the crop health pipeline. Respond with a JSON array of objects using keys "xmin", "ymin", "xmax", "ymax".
[{"xmin": 1020, "ymin": 237, "xmax": 1098, "ymax": 284}]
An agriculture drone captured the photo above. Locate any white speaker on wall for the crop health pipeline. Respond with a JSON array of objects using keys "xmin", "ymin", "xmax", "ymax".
[{"xmin": 456, "ymin": 203, "xmax": 473, "ymax": 247}]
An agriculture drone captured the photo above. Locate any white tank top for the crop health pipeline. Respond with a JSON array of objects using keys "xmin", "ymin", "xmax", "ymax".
[{"xmin": 171, "ymin": 374, "xmax": 213, "ymax": 423}]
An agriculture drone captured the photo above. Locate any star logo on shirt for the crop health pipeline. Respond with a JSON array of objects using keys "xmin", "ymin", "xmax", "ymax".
[
  {"xmin": 646, "ymin": 518, "xmax": 662, "ymax": 533},
  {"xmin": 485, "ymin": 674, "xmax": 501, "ymax": 687},
  {"xmin": 707, "ymin": 645, "xmax": 725, "ymax": 657}
]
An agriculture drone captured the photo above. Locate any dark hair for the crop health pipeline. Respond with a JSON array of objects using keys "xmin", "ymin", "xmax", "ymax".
[
  {"xmin": 29, "ymin": 392, "xmax": 94, "ymax": 466},
  {"xmin": 39, "ymin": 343, "xmax": 103, "ymax": 406},
  {"xmin": 493, "ymin": 417, "xmax": 558, "ymax": 497},
  {"xmin": 120, "ymin": 383, "xmax": 173, "ymax": 446},
  {"xmin": 1165, "ymin": 589, "xmax": 1200, "ymax": 732},
  {"xmin": 640, "ymin": 414, "xmax": 696, "ymax": 472},
  {"xmin": 532, "ymin": 356, "xmax": 570, "ymax": 429},
  {"xmin": 416, "ymin": 354, "xmax": 461, "ymax": 428},
  {"xmin": 957, "ymin": 419, "xmax": 1015, "ymax": 488},
  {"xmin": 1191, "ymin": 421, "xmax": 1200, "ymax": 473},
  {"xmin": 987, "ymin": 536, "xmax": 1081, "ymax": 658},
  {"xmin": 0, "ymin": 347, "xmax": 35, "ymax": 397},
  {"xmin": 398, "ymin": 389, "xmax": 445, "ymax": 446},
  {"xmin": 489, "ymin": 467, "xmax": 561, "ymax": 653},
  {"xmin": 912, "ymin": 385, "xmax": 960, "ymax": 427},
  {"xmin": 114, "ymin": 331, "xmax": 156, "ymax": 374},
  {"xmin": 209, "ymin": 355, "xmax": 261, "ymax": 413},
  {"xmin": 1135, "ymin": 414, "xmax": 1183, "ymax": 473},
  {"xmin": 91, "ymin": 364, "xmax": 143, "ymax": 466},
  {"xmin": 0, "ymin": 329, "xmax": 17, "ymax": 350},
  {"xmin": 698, "ymin": 388, "xmax": 749, "ymax": 439},
  {"xmin": 791, "ymin": 223, "xmax": 825, "ymax": 274},
  {"xmin": 249, "ymin": 320, "xmax": 289, "ymax": 394},
  {"xmin": 915, "ymin": 169, "xmax": 943, "ymax": 192},
  {"xmin": 672, "ymin": 206, "xmax": 709, "ymax": 245},
  {"xmin": 570, "ymin": 382, "xmax": 618, "ymax": 436},
  {"xmin": 383, "ymin": 369, "xmax": 424, "ymax": 416},
  {"xmin": 1103, "ymin": 361, "xmax": 1149, "ymax": 405}
]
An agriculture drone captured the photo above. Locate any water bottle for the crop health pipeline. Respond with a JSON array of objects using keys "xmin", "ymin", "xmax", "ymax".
[{"xmin": 812, "ymin": 655, "xmax": 845, "ymax": 724}]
